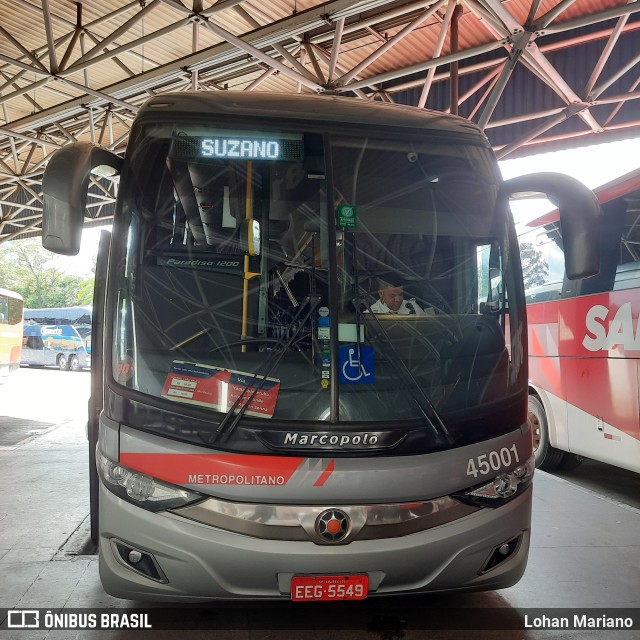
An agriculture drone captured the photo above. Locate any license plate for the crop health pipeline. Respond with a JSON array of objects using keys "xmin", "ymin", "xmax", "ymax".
[{"xmin": 291, "ymin": 575, "xmax": 368, "ymax": 602}]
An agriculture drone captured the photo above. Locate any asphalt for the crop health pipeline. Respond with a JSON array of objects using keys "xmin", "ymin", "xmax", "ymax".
[{"xmin": 1, "ymin": 367, "xmax": 639, "ymax": 640}]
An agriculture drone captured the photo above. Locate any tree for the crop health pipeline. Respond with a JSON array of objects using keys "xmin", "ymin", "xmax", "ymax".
[
  {"xmin": 77, "ymin": 279, "xmax": 95, "ymax": 305},
  {"xmin": 520, "ymin": 241, "xmax": 549, "ymax": 289},
  {"xmin": 0, "ymin": 238, "xmax": 92, "ymax": 307}
]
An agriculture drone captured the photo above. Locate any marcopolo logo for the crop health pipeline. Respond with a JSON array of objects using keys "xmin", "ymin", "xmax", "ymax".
[
  {"xmin": 257, "ymin": 430, "xmax": 406, "ymax": 452},
  {"xmin": 283, "ymin": 432, "xmax": 379, "ymax": 448}
]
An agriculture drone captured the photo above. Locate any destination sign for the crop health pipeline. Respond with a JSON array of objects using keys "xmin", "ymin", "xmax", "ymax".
[{"xmin": 173, "ymin": 135, "xmax": 303, "ymax": 162}]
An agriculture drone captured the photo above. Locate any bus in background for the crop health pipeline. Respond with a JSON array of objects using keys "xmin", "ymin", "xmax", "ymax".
[
  {"xmin": 41, "ymin": 93, "xmax": 599, "ymax": 602},
  {"xmin": 22, "ymin": 306, "xmax": 92, "ymax": 371},
  {"xmin": 23, "ymin": 306, "xmax": 92, "ymax": 353},
  {"xmin": 22, "ymin": 324, "xmax": 89, "ymax": 371},
  {"xmin": 0, "ymin": 287, "xmax": 24, "ymax": 379},
  {"xmin": 522, "ymin": 167, "xmax": 640, "ymax": 473}
]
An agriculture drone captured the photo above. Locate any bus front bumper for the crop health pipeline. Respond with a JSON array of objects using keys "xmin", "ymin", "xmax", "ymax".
[{"xmin": 98, "ymin": 483, "xmax": 532, "ymax": 602}]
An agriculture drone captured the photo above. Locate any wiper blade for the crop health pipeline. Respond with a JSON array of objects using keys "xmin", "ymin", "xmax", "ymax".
[
  {"xmin": 209, "ymin": 295, "xmax": 320, "ymax": 444},
  {"xmin": 355, "ymin": 296, "xmax": 453, "ymax": 446}
]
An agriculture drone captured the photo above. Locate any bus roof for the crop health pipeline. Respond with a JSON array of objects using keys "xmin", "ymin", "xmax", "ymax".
[
  {"xmin": 0, "ymin": 287, "xmax": 22, "ymax": 300},
  {"xmin": 24, "ymin": 306, "xmax": 91, "ymax": 325},
  {"xmin": 527, "ymin": 165, "xmax": 640, "ymax": 228},
  {"xmin": 137, "ymin": 92, "xmax": 489, "ymax": 144}
]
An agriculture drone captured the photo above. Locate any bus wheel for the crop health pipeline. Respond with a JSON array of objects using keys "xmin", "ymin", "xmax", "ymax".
[
  {"xmin": 558, "ymin": 452, "xmax": 584, "ymax": 471},
  {"xmin": 68, "ymin": 355, "xmax": 80, "ymax": 372},
  {"xmin": 58, "ymin": 354, "xmax": 70, "ymax": 371},
  {"xmin": 528, "ymin": 395, "xmax": 564, "ymax": 471}
]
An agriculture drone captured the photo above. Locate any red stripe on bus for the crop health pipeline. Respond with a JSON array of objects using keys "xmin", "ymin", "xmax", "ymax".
[
  {"xmin": 120, "ymin": 452, "xmax": 306, "ymax": 486},
  {"xmin": 313, "ymin": 460, "xmax": 335, "ymax": 487}
]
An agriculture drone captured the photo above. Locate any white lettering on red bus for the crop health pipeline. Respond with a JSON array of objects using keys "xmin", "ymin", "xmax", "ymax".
[
  {"xmin": 187, "ymin": 473, "xmax": 285, "ymax": 485},
  {"xmin": 582, "ymin": 303, "xmax": 640, "ymax": 352}
]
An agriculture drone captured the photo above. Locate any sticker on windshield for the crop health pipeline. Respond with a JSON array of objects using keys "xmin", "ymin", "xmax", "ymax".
[
  {"xmin": 339, "ymin": 346, "xmax": 374, "ymax": 384},
  {"xmin": 115, "ymin": 355, "xmax": 134, "ymax": 382},
  {"xmin": 162, "ymin": 361, "xmax": 280, "ymax": 419}
]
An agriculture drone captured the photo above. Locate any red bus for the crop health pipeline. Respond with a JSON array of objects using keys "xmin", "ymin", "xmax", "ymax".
[{"xmin": 522, "ymin": 167, "xmax": 640, "ymax": 472}]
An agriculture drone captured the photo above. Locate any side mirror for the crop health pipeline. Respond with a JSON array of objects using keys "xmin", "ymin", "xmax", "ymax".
[
  {"xmin": 501, "ymin": 172, "xmax": 601, "ymax": 280},
  {"xmin": 42, "ymin": 142, "xmax": 123, "ymax": 255}
]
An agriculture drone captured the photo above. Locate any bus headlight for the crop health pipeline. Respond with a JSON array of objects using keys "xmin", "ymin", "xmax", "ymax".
[
  {"xmin": 96, "ymin": 448, "xmax": 203, "ymax": 512},
  {"xmin": 454, "ymin": 455, "xmax": 534, "ymax": 508}
]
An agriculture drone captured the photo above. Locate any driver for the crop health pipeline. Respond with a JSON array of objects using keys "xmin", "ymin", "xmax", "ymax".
[{"xmin": 367, "ymin": 279, "xmax": 429, "ymax": 315}]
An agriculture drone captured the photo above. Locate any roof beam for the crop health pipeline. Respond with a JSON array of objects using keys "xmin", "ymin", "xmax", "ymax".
[
  {"xmin": 341, "ymin": 39, "xmax": 507, "ymax": 91},
  {"xmin": 71, "ymin": 1, "xmax": 161, "ymax": 67},
  {"xmin": 337, "ymin": 0, "xmax": 446, "ymax": 86},
  {"xmin": 41, "ymin": 0, "xmax": 60, "ymax": 74},
  {"xmin": 8, "ymin": 0, "xmax": 392, "ymax": 133},
  {"xmin": 417, "ymin": 0, "xmax": 458, "ymax": 108},
  {"xmin": 538, "ymin": 2, "xmax": 640, "ymax": 34}
]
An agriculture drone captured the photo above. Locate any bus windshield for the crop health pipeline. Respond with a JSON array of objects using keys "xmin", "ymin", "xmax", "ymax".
[{"xmin": 112, "ymin": 121, "xmax": 524, "ymax": 445}]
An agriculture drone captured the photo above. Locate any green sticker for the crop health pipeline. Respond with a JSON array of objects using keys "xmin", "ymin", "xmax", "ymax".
[{"xmin": 337, "ymin": 204, "xmax": 357, "ymax": 229}]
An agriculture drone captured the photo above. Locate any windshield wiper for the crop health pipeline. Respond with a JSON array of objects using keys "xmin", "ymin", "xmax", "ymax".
[
  {"xmin": 208, "ymin": 294, "xmax": 320, "ymax": 444},
  {"xmin": 354, "ymin": 293, "xmax": 453, "ymax": 446}
]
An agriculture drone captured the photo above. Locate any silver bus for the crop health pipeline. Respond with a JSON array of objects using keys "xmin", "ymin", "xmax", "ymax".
[
  {"xmin": 22, "ymin": 306, "xmax": 92, "ymax": 371},
  {"xmin": 41, "ymin": 93, "xmax": 600, "ymax": 601}
]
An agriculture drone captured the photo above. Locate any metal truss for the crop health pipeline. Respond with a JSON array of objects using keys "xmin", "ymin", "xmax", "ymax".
[{"xmin": 1, "ymin": 0, "xmax": 639, "ymax": 242}]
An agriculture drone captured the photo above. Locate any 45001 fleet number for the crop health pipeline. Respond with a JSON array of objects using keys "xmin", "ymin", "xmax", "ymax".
[{"xmin": 466, "ymin": 445, "xmax": 520, "ymax": 478}]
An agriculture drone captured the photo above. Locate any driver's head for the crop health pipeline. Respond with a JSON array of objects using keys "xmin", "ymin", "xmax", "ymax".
[{"xmin": 378, "ymin": 280, "xmax": 404, "ymax": 312}]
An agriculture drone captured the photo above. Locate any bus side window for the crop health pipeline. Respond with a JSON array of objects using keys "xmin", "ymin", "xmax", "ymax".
[
  {"xmin": 24, "ymin": 336, "xmax": 44, "ymax": 350},
  {"xmin": 613, "ymin": 188, "xmax": 640, "ymax": 290},
  {"xmin": 614, "ymin": 263, "xmax": 640, "ymax": 291}
]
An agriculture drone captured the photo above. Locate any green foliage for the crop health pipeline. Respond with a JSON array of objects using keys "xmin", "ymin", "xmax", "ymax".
[
  {"xmin": 520, "ymin": 241, "xmax": 549, "ymax": 289},
  {"xmin": 77, "ymin": 279, "xmax": 95, "ymax": 305},
  {"xmin": 0, "ymin": 238, "xmax": 94, "ymax": 308}
]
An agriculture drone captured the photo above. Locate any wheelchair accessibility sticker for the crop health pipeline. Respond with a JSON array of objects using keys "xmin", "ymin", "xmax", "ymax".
[{"xmin": 339, "ymin": 346, "xmax": 375, "ymax": 384}]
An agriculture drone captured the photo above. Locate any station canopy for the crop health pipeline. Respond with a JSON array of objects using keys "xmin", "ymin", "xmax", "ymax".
[{"xmin": 1, "ymin": 0, "xmax": 639, "ymax": 242}]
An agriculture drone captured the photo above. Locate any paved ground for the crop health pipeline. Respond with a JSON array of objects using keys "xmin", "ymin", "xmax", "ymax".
[{"xmin": 1, "ymin": 367, "xmax": 640, "ymax": 639}]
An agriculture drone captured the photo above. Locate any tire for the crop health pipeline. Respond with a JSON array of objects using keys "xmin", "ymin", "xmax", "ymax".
[
  {"xmin": 68, "ymin": 354, "xmax": 80, "ymax": 372},
  {"xmin": 528, "ymin": 395, "xmax": 565, "ymax": 471},
  {"xmin": 557, "ymin": 452, "xmax": 585, "ymax": 471},
  {"xmin": 58, "ymin": 353, "xmax": 70, "ymax": 371}
]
